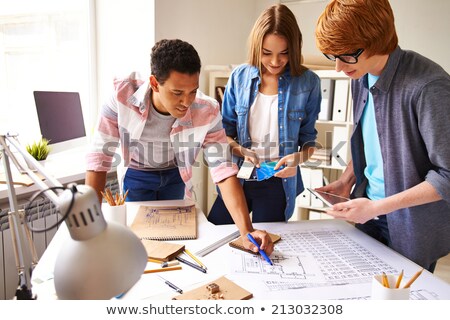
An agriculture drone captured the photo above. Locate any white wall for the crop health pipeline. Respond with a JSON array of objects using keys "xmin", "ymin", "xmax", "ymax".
[
  {"xmin": 95, "ymin": 0, "xmax": 154, "ymax": 106},
  {"xmin": 155, "ymin": 0, "xmax": 279, "ymax": 92},
  {"xmin": 95, "ymin": 0, "xmax": 450, "ymax": 95}
]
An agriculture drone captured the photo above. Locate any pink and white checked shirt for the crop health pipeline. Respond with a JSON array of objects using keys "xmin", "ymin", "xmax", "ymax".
[{"xmin": 86, "ymin": 72, "xmax": 238, "ymax": 198}]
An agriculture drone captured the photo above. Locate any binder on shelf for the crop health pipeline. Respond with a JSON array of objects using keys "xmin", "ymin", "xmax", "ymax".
[
  {"xmin": 310, "ymin": 169, "xmax": 324, "ymax": 208},
  {"xmin": 331, "ymin": 126, "xmax": 350, "ymax": 167},
  {"xmin": 310, "ymin": 148, "xmax": 332, "ymax": 166},
  {"xmin": 297, "ymin": 167, "xmax": 311, "ymax": 207},
  {"xmin": 318, "ymin": 78, "xmax": 335, "ymax": 121},
  {"xmin": 332, "ymin": 80, "xmax": 349, "ymax": 122}
]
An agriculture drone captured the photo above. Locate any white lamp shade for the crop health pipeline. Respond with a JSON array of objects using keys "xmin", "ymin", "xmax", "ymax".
[
  {"xmin": 53, "ymin": 185, "xmax": 147, "ymax": 299},
  {"xmin": 54, "ymin": 221, "xmax": 147, "ymax": 299}
]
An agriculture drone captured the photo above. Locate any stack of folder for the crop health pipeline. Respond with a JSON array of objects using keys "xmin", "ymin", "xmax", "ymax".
[{"xmin": 310, "ymin": 148, "xmax": 332, "ymax": 166}]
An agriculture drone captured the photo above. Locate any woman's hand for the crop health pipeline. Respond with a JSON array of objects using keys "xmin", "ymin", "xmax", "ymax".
[
  {"xmin": 242, "ymin": 148, "xmax": 260, "ymax": 167},
  {"xmin": 273, "ymin": 153, "xmax": 301, "ymax": 178}
]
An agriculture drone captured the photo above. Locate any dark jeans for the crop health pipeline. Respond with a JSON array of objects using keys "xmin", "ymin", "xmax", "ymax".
[
  {"xmin": 123, "ymin": 167, "xmax": 184, "ymax": 201},
  {"xmin": 207, "ymin": 177, "xmax": 286, "ymax": 224}
]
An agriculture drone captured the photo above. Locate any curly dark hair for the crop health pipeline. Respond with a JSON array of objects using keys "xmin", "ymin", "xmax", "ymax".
[{"xmin": 150, "ymin": 39, "xmax": 201, "ymax": 85}]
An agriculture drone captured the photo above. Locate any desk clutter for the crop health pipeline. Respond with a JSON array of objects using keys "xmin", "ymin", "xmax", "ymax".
[{"xmin": 172, "ymin": 276, "xmax": 253, "ymax": 300}]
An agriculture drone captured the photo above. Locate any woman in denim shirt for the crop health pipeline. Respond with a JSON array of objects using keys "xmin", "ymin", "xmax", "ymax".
[{"xmin": 208, "ymin": 4, "xmax": 321, "ymax": 224}]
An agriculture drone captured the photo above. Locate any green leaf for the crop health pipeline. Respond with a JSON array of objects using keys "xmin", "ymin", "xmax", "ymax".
[{"xmin": 25, "ymin": 137, "xmax": 51, "ymax": 160}]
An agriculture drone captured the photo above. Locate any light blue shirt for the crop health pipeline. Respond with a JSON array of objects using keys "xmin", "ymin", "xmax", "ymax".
[
  {"xmin": 361, "ymin": 73, "xmax": 385, "ymax": 200},
  {"xmin": 221, "ymin": 64, "xmax": 321, "ymax": 220}
]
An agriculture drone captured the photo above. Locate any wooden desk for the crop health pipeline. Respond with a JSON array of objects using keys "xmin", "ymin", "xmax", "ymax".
[{"xmin": 31, "ymin": 201, "xmax": 450, "ymax": 300}]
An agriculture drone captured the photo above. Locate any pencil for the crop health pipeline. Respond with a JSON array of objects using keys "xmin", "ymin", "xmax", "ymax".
[
  {"xmin": 395, "ymin": 269, "xmax": 404, "ymax": 288},
  {"xmin": 403, "ymin": 268, "xmax": 424, "ymax": 288},
  {"xmin": 143, "ymin": 265, "xmax": 182, "ymax": 274},
  {"xmin": 184, "ymin": 249, "xmax": 207, "ymax": 270},
  {"xmin": 121, "ymin": 190, "xmax": 129, "ymax": 205},
  {"xmin": 106, "ymin": 188, "xmax": 115, "ymax": 206},
  {"xmin": 148, "ymin": 258, "xmax": 162, "ymax": 264},
  {"xmin": 382, "ymin": 272, "xmax": 390, "ymax": 288},
  {"xmin": 101, "ymin": 190, "xmax": 113, "ymax": 206},
  {"xmin": 161, "ymin": 260, "xmax": 180, "ymax": 268}
]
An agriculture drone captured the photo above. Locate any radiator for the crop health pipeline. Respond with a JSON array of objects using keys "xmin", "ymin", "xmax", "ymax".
[
  {"xmin": 0, "ymin": 178, "xmax": 119, "ymax": 300},
  {"xmin": 0, "ymin": 199, "xmax": 59, "ymax": 300}
]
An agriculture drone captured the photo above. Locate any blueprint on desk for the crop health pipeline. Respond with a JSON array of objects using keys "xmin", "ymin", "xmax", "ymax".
[{"xmin": 224, "ymin": 220, "xmax": 449, "ymax": 300}]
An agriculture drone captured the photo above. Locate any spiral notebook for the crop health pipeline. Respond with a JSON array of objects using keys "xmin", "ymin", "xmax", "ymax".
[{"xmin": 131, "ymin": 201, "xmax": 197, "ymax": 240}]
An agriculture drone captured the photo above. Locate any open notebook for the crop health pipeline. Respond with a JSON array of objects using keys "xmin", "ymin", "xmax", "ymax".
[{"xmin": 131, "ymin": 201, "xmax": 197, "ymax": 240}]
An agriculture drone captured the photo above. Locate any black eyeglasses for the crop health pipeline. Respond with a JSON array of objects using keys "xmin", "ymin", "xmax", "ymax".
[{"xmin": 323, "ymin": 49, "xmax": 364, "ymax": 64}]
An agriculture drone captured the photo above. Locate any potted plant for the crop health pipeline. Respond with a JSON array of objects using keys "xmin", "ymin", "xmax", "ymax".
[{"xmin": 26, "ymin": 137, "xmax": 51, "ymax": 161}]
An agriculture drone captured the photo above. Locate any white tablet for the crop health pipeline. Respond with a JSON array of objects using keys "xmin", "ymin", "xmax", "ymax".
[{"xmin": 307, "ymin": 188, "xmax": 350, "ymax": 208}]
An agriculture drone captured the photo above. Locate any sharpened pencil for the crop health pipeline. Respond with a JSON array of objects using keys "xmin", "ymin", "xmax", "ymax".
[
  {"xmin": 395, "ymin": 269, "xmax": 404, "ymax": 288},
  {"xmin": 184, "ymin": 249, "xmax": 207, "ymax": 270},
  {"xmin": 403, "ymin": 268, "xmax": 424, "ymax": 288},
  {"xmin": 382, "ymin": 272, "xmax": 390, "ymax": 288}
]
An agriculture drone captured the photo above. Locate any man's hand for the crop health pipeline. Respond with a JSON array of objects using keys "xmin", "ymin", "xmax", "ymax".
[
  {"xmin": 326, "ymin": 198, "xmax": 380, "ymax": 224},
  {"xmin": 316, "ymin": 179, "xmax": 352, "ymax": 199},
  {"xmin": 241, "ymin": 229, "xmax": 274, "ymax": 255}
]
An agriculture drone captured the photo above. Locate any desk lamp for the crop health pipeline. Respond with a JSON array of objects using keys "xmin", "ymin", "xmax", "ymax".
[{"xmin": 0, "ymin": 133, "xmax": 147, "ymax": 299}]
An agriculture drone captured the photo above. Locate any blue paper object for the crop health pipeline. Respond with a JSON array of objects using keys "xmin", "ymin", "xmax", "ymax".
[{"xmin": 256, "ymin": 161, "xmax": 284, "ymax": 181}]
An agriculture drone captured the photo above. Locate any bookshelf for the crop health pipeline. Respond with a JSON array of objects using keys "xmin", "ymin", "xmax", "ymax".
[
  {"xmin": 205, "ymin": 67, "xmax": 353, "ymax": 220},
  {"xmin": 296, "ymin": 69, "xmax": 353, "ymax": 220}
]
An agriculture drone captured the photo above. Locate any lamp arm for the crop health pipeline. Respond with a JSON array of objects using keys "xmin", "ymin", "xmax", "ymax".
[
  {"xmin": 2, "ymin": 132, "xmax": 147, "ymax": 300},
  {"xmin": 0, "ymin": 133, "xmax": 63, "ymax": 299}
]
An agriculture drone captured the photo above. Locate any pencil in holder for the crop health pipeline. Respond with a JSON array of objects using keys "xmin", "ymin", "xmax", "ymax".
[{"xmin": 371, "ymin": 274, "xmax": 410, "ymax": 300}]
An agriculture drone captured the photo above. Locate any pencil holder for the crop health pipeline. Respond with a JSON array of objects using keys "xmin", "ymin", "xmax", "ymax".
[
  {"xmin": 102, "ymin": 203, "xmax": 127, "ymax": 226},
  {"xmin": 371, "ymin": 274, "xmax": 410, "ymax": 300}
]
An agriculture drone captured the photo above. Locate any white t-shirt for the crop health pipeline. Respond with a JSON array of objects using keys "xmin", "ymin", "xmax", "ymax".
[{"xmin": 248, "ymin": 92, "xmax": 279, "ymax": 161}]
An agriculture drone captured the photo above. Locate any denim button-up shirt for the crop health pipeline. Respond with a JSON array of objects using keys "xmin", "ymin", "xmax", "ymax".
[{"xmin": 221, "ymin": 64, "xmax": 321, "ymax": 220}]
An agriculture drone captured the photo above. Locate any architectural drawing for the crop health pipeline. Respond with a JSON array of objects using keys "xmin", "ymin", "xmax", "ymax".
[{"xmin": 230, "ymin": 228, "xmax": 399, "ymax": 290}]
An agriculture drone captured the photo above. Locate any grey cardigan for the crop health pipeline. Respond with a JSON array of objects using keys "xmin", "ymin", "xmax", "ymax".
[{"xmin": 350, "ymin": 46, "xmax": 450, "ymax": 269}]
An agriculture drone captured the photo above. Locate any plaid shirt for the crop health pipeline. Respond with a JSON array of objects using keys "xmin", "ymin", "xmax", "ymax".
[{"xmin": 86, "ymin": 72, "xmax": 238, "ymax": 198}]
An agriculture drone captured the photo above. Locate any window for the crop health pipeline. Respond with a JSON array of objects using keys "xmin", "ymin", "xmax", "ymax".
[{"xmin": 0, "ymin": 0, "xmax": 94, "ymax": 145}]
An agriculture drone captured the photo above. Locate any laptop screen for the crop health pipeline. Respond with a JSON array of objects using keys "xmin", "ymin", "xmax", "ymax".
[{"xmin": 33, "ymin": 91, "xmax": 86, "ymax": 145}]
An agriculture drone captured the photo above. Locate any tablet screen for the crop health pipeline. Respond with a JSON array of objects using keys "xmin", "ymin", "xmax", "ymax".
[{"xmin": 307, "ymin": 188, "xmax": 350, "ymax": 207}]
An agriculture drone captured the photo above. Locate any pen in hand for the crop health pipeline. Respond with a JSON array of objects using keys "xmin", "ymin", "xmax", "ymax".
[
  {"xmin": 156, "ymin": 275, "xmax": 183, "ymax": 294},
  {"xmin": 247, "ymin": 233, "xmax": 273, "ymax": 265}
]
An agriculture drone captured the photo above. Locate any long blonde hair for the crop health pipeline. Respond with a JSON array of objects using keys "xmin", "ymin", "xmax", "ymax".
[{"xmin": 248, "ymin": 4, "xmax": 306, "ymax": 77}]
